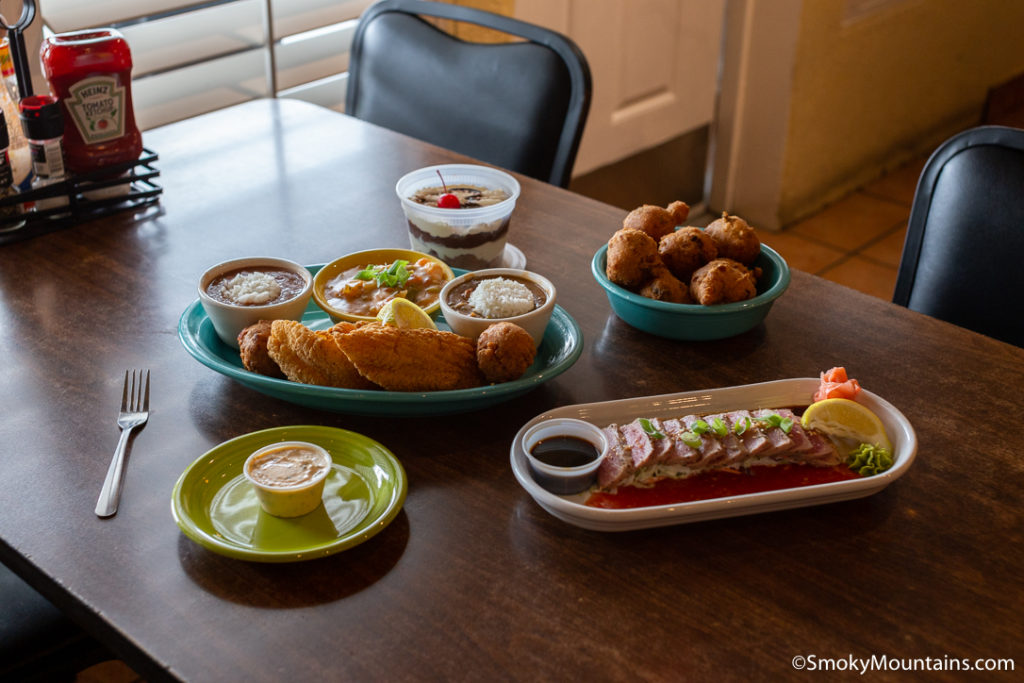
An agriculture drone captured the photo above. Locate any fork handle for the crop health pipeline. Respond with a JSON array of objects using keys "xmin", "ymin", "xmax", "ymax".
[{"xmin": 95, "ymin": 427, "xmax": 133, "ymax": 517}]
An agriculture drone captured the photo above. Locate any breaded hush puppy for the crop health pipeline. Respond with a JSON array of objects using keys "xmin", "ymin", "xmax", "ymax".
[
  {"xmin": 689, "ymin": 258, "xmax": 761, "ymax": 305},
  {"xmin": 622, "ymin": 201, "xmax": 691, "ymax": 240},
  {"xmin": 476, "ymin": 322, "xmax": 536, "ymax": 383},
  {"xmin": 658, "ymin": 227, "xmax": 718, "ymax": 281},
  {"xmin": 704, "ymin": 212, "xmax": 761, "ymax": 265},
  {"xmin": 606, "ymin": 228, "xmax": 661, "ymax": 288},
  {"xmin": 640, "ymin": 265, "xmax": 691, "ymax": 304}
]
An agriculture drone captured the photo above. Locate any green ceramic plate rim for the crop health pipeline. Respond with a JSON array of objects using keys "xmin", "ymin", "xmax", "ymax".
[
  {"xmin": 591, "ymin": 243, "xmax": 791, "ymax": 315},
  {"xmin": 171, "ymin": 425, "xmax": 407, "ymax": 562},
  {"xmin": 178, "ymin": 266, "xmax": 583, "ymax": 413}
]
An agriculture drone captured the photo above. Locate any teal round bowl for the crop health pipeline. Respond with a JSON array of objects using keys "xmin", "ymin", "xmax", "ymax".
[{"xmin": 591, "ymin": 244, "xmax": 790, "ymax": 340}]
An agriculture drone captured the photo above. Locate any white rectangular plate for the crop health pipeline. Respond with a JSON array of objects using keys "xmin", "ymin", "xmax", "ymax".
[{"xmin": 509, "ymin": 378, "xmax": 916, "ymax": 531}]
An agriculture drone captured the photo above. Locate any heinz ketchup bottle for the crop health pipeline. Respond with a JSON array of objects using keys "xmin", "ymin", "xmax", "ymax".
[{"xmin": 40, "ymin": 29, "xmax": 143, "ymax": 176}]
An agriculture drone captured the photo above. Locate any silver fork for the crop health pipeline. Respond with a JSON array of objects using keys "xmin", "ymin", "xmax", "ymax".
[{"xmin": 95, "ymin": 370, "xmax": 151, "ymax": 518}]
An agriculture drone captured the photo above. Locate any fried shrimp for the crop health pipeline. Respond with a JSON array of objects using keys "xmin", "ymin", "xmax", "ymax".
[
  {"xmin": 332, "ymin": 323, "xmax": 483, "ymax": 391},
  {"xmin": 622, "ymin": 201, "xmax": 690, "ymax": 240},
  {"xmin": 606, "ymin": 228, "xmax": 662, "ymax": 288},
  {"xmin": 267, "ymin": 320, "xmax": 378, "ymax": 389},
  {"xmin": 476, "ymin": 322, "xmax": 536, "ymax": 383}
]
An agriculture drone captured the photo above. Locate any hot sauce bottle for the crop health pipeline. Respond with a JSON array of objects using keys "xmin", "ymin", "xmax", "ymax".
[{"xmin": 39, "ymin": 29, "xmax": 142, "ymax": 175}]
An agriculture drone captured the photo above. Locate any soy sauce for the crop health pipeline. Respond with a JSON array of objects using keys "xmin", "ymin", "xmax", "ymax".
[{"xmin": 530, "ymin": 436, "xmax": 599, "ymax": 468}]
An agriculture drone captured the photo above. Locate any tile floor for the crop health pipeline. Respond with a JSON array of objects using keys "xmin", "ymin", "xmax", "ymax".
[{"xmin": 754, "ymin": 155, "xmax": 926, "ymax": 301}]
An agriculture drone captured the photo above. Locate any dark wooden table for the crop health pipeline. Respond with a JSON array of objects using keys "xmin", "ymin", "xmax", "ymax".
[{"xmin": 1, "ymin": 99, "xmax": 1022, "ymax": 682}]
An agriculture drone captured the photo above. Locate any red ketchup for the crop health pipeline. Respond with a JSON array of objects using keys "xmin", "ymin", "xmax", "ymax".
[{"xmin": 40, "ymin": 29, "xmax": 142, "ymax": 175}]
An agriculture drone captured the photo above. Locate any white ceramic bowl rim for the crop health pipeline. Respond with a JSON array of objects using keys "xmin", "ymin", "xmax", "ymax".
[
  {"xmin": 592, "ymin": 243, "xmax": 791, "ymax": 315},
  {"xmin": 522, "ymin": 418, "xmax": 607, "ymax": 477},
  {"xmin": 198, "ymin": 256, "xmax": 313, "ymax": 309},
  {"xmin": 396, "ymin": 163, "xmax": 521, "ymax": 218},
  {"xmin": 440, "ymin": 268, "xmax": 556, "ymax": 322},
  {"xmin": 243, "ymin": 440, "xmax": 332, "ymax": 491}
]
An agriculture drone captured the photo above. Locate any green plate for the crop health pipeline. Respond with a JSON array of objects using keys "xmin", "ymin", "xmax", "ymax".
[
  {"xmin": 171, "ymin": 426, "xmax": 407, "ymax": 562},
  {"xmin": 178, "ymin": 266, "xmax": 583, "ymax": 416}
]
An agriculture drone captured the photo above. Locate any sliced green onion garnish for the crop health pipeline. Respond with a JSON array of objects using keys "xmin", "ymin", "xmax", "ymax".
[
  {"xmin": 779, "ymin": 417, "xmax": 794, "ymax": 434},
  {"xmin": 691, "ymin": 420, "xmax": 709, "ymax": 435},
  {"xmin": 639, "ymin": 418, "xmax": 664, "ymax": 439},
  {"xmin": 734, "ymin": 416, "xmax": 751, "ymax": 435},
  {"xmin": 711, "ymin": 417, "xmax": 728, "ymax": 437},
  {"xmin": 681, "ymin": 431, "xmax": 702, "ymax": 449},
  {"xmin": 355, "ymin": 260, "xmax": 411, "ymax": 288}
]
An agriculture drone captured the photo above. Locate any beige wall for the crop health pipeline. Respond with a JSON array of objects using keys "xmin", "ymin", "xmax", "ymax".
[{"xmin": 780, "ymin": 0, "xmax": 1024, "ymax": 224}]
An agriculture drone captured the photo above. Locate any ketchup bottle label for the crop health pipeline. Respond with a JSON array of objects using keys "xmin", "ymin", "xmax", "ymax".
[{"xmin": 64, "ymin": 75, "xmax": 127, "ymax": 144}]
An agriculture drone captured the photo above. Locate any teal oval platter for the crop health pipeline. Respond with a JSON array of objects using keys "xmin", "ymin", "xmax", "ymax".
[
  {"xmin": 179, "ymin": 266, "xmax": 583, "ymax": 416},
  {"xmin": 591, "ymin": 243, "xmax": 790, "ymax": 340},
  {"xmin": 172, "ymin": 425, "xmax": 407, "ymax": 562}
]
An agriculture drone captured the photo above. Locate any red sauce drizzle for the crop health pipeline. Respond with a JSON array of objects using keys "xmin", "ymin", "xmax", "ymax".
[{"xmin": 584, "ymin": 464, "xmax": 860, "ymax": 509}]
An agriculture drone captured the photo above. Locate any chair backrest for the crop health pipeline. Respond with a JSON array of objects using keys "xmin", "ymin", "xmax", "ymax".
[
  {"xmin": 892, "ymin": 125, "xmax": 1024, "ymax": 347},
  {"xmin": 346, "ymin": 0, "xmax": 591, "ymax": 188}
]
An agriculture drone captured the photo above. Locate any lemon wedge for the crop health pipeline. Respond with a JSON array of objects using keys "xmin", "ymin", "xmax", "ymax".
[
  {"xmin": 801, "ymin": 398, "xmax": 892, "ymax": 451},
  {"xmin": 376, "ymin": 298, "xmax": 436, "ymax": 330}
]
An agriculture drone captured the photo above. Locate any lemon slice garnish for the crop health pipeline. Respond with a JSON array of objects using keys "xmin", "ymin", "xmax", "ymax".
[
  {"xmin": 376, "ymin": 298, "xmax": 437, "ymax": 330},
  {"xmin": 801, "ymin": 398, "xmax": 892, "ymax": 451}
]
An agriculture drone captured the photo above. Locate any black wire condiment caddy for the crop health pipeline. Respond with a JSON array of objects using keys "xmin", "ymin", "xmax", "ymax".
[{"xmin": 0, "ymin": 0, "xmax": 162, "ymax": 246}]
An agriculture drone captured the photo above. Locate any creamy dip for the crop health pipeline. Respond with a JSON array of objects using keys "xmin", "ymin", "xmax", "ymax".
[{"xmin": 246, "ymin": 444, "xmax": 330, "ymax": 488}]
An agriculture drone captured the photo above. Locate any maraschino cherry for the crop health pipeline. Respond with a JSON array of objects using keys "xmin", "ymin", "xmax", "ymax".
[{"xmin": 436, "ymin": 170, "xmax": 461, "ymax": 208}]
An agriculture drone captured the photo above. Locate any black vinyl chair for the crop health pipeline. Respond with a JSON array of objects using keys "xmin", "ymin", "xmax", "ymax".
[
  {"xmin": 0, "ymin": 563, "xmax": 111, "ymax": 681},
  {"xmin": 345, "ymin": 0, "xmax": 592, "ymax": 188},
  {"xmin": 892, "ymin": 125, "xmax": 1024, "ymax": 347}
]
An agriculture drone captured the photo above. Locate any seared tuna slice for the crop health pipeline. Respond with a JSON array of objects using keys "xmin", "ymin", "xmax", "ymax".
[
  {"xmin": 726, "ymin": 410, "xmax": 771, "ymax": 456},
  {"xmin": 800, "ymin": 429, "xmax": 842, "ymax": 465},
  {"xmin": 706, "ymin": 412, "xmax": 748, "ymax": 466},
  {"xmin": 660, "ymin": 419, "xmax": 701, "ymax": 465},
  {"xmin": 620, "ymin": 418, "xmax": 672, "ymax": 469},
  {"xmin": 597, "ymin": 424, "xmax": 633, "ymax": 489},
  {"xmin": 681, "ymin": 414, "xmax": 726, "ymax": 466},
  {"xmin": 752, "ymin": 409, "xmax": 794, "ymax": 455}
]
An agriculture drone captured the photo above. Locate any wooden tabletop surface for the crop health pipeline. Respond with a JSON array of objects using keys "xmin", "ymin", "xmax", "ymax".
[{"xmin": 1, "ymin": 99, "xmax": 1022, "ymax": 682}]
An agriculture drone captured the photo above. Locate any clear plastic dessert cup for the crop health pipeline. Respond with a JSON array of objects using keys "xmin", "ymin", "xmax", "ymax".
[
  {"xmin": 243, "ymin": 441, "xmax": 332, "ymax": 518},
  {"xmin": 396, "ymin": 164, "xmax": 521, "ymax": 270}
]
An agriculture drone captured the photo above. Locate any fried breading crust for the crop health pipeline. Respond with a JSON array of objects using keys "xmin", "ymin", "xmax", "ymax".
[
  {"xmin": 476, "ymin": 322, "xmax": 536, "ymax": 383},
  {"xmin": 639, "ymin": 265, "xmax": 692, "ymax": 304},
  {"xmin": 622, "ymin": 201, "xmax": 690, "ymax": 240},
  {"xmin": 238, "ymin": 320, "xmax": 285, "ymax": 378},
  {"xmin": 332, "ymin": 323, "xmax": 483, "ymax": 391},
  {"xmin": 606, "ymin": 228, "xmax": 661, "ymax": 288},
  {"xmin": 689, "ymin": 258, "xmax": 761, "ymax": 305},
  {"xmin": 267, "ymin": 320, "xmax": 378, "ymax": 389},
  {"xmin": 704, "ymin": 212, "xmax": 760, "ymax": 265}
]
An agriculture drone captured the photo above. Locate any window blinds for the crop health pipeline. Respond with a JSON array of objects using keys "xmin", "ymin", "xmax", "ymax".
[{"xmin": 40, "ymin": 0, "xmax": 373, "ymax": 130}]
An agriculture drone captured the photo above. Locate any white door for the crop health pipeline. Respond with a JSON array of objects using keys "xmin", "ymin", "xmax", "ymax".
[{"xmin": 515, "ymin": 0, "xmax": 725, "ymax": 177}]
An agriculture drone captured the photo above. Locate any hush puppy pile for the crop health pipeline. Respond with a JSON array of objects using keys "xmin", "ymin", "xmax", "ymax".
[{"xmin": 606, "ymin": 202, "xmax": 764, "ymax": 306}]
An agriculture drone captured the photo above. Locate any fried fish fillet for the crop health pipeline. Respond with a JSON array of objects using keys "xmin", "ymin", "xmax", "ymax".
[
  {"xmin": 238, "ymin": 320, "xmax": 285, "ymax": 378},
  {"xmin": 331, "ymin": 322, "xmax": 483, "ymax": 391},
  {"xmin": 267, "ymin": 320, "xmax": 377, "ymax": 389}
]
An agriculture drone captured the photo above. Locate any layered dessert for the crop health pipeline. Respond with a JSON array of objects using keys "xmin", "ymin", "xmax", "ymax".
[
  {"xmin": 405, "ymin": 183, "xmax": 513, "ymax": 269},
  {"xmin": 398, "ymin": 165, "xmax": 519, "ymax": 271}
]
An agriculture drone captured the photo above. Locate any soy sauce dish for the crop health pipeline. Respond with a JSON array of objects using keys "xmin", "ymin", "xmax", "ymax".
[{"xmin": 521, "ymin": 418, "xmax": 607, "ymax": 495}]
